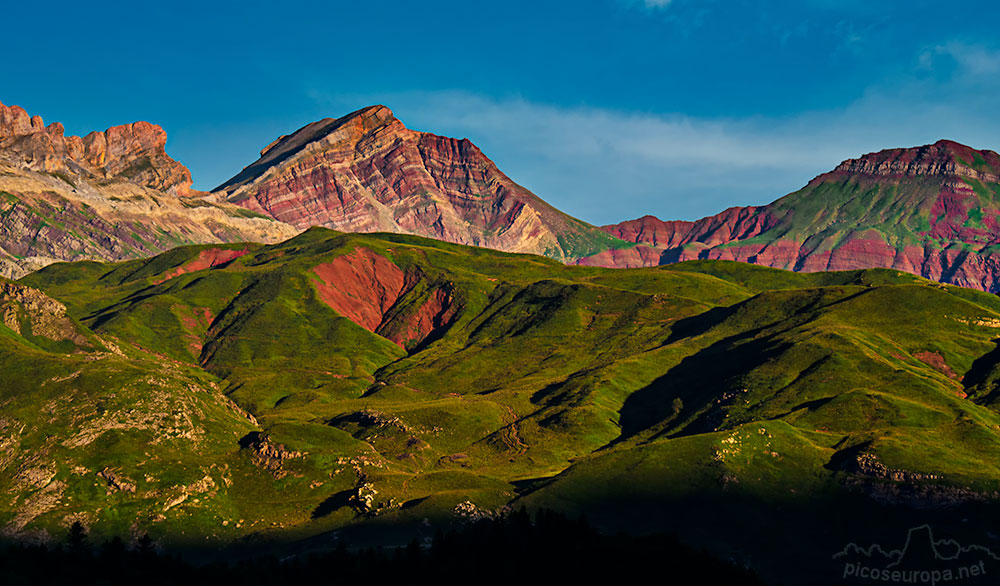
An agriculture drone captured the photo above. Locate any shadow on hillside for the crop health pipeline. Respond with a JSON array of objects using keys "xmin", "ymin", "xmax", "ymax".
[
  {"xmin": 529, "ymin": 304, "xmax": 753, "ymax": 428},
  {"xmin": 612, "ymin": 286, "xmax": 870, "ymax": 443},
  {"xmin": 616, "ymin": 330, "xmax": 791, "ymax": 441},
  {"xmin": 6, "ymin": 491, "xmax": 1000, "ymax": 586},
  {"xmin": 962, "ymin": 338, "xmax": 1000, "ymax": 405},
  {"xmin": 0, "ymin": 507, "xmax": 770, "ymax": 586},
  {"xmin": 311, "ymin": 489, "xmax": 356, "ymax": 519},
  {"xmin": 662, "ymin": 304, "xmax": 738, "ymax": 344}
]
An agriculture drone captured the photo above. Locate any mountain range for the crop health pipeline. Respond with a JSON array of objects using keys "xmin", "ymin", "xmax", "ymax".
[
  {"xmin": 4, "ymin": 98, "xmax": 1000, "ymax": 584},
  {"xmin": 7, "ymin": 98, "xmax": 1000, "ymax": 295},
  {"xmin": 587, "ymin": 139, "xmax": 1000, "ymax": 293}
]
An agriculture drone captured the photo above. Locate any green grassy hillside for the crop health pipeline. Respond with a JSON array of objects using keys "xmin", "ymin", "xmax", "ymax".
[{"xmin": 10, "ymin": 228, "xmax": 1000, "ymax": 583}]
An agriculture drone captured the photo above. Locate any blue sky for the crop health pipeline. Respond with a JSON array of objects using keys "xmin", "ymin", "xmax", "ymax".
[{"xmin": 3, "ymin": 0, "xmax": 1000, "ymax": 224}]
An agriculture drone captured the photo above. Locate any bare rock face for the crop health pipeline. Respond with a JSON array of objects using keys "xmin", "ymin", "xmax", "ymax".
[
  {"xmin": 312, "ymin": 247, "xmax": 409, "ymax": 332},
  {"xmin": 586, "ymin": 140, "xmax": 1000, "ymax": 293},
  {"xmin": 80, "ymin": 121, "xmax": 192, "ymax": 193},
  {"xmin": 833, "ymin": 139, "xmax": 1000, "ymax": 183},
  {"xmin": 0, "ymin": 100, "xmax": 298, "ymax": 278},
  {"xmin": 573, "ymin": 242, "xmax": 663, "ymax": 269},
  {"xmin": 214, "ymin": 106, "xmax": 622, "ymax": 261},
  {"xmin": 0, "ymin": 101, "xmax": 191, "ymax": 193},
  {"xmin": 0, "ymin": 279, "xmax": 92, "ymax": 348},
  {"xmin": 597, "ymin": 206, "xmax": 779, "ymax": 256}
]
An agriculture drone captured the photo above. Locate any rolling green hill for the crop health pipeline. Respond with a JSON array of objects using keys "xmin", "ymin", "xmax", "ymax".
[{"xmin": 8, "ymin": 228, "xmax": 1000, "ymax": 583}]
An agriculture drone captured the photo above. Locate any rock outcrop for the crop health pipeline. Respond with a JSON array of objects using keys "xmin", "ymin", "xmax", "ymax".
[
  {"xmin": 1, "ymin": 101, "xmax": 191, "ymax": 194},
  {"xmin": 214, "ymin": 106, "xmax": 624, "ymax": 261},
  {"xmin": 586, "ymin": 140, "xmax": 1000, "ymax": 293},
  {"xmin": 0, "ymin": 279, "xmax": 92, "ymax": 348}
]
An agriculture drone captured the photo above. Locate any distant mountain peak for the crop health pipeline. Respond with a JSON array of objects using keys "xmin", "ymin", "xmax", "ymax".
[{"xmin": 591, "ymin": 138, "xmax": 1000, "ymax": 291}]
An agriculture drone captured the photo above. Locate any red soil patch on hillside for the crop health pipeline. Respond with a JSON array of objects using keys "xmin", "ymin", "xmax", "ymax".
[
  {"xmin": 175, "ymin": 306, "xmax": 215, "ymax": 358},
  {"xmin": 312, "ymin": 248, "xmax": 408, "ymax": 332},
  {"xmin": 913, "ymin": 351, "xmax": 957, "ymax": 379},
  {"xmin": 384, "ymin": 286, "xmax": 458, "ymax": 348},
  {"xmin": 154, "ymin": 248, "xmax": 250, "ymax": 285},
  {"xmin": 311, "ymin": 248, "xmax": 456, "ymax": 349}
]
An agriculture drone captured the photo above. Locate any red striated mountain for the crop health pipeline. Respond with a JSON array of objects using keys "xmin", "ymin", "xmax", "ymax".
[
  {"xmin": 213, "ymin": 105, "xmax": 626, "ymax": 261},
  {"xmin": 584, "ymin": 140, "xmax": 1000, "ymax": 292},
  {"xmin": 0, "ymin": 100, "xmax": 296, "ymax": 278}
]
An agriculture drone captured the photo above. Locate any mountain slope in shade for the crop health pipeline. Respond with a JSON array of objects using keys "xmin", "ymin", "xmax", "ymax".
[
  {"xmin": 213, "ymin": 105, "xmax": 627, "ymax": 261},
  {"xmin": 0, "ymin": 100, "xmax": 297, "ymax": 278},
  {"xmin": 586, "ymin": 140, "xmax": 1000, "ymax": 292}
]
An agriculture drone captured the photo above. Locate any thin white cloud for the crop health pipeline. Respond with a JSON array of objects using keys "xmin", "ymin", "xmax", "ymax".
[
  {"xmin": 923, "ymin": 42, "xmax": 1000, "ymax": 76},
  {"xmin": 306, "ymin": 42, "xmax": 1000, "ymax": 225},
  {"xmin": 619, "ymin": 0, "xmax": 675, "ymax": 10}
]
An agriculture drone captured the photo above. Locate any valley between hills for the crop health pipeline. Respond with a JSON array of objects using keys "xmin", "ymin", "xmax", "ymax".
[{"xmin": 3, "ymin": 99, "xmax": 1000, "ymax": 584}]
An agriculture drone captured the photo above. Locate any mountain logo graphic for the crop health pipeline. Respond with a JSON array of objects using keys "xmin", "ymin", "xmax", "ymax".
[{"xmin": 833, "ymin": 525, "xmax": 1000, "ymax": 584}]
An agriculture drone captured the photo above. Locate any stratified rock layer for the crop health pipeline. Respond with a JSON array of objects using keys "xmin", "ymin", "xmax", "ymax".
[
  {"xmin": 214, "ymin": 106, "xmax": 624, "ymax": 261},
  {"xmin": 587, "ymin": 140, "xmax": 1000, "ymax": 292}
]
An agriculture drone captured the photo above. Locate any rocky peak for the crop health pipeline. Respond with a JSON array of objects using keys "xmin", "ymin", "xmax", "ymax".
[
  {"xmin": 833, "ymin": 139, "xmax": 1000, "ymax": 182},
  {"xmin": 79, "ymin": 121, "xmax": 192, "ymax": 193},
  {"xmin": 0, "ymin": 100, "xmax": 192, "ymax": 193},
  {"xmin": 213, "ymin": 105, "xmax": 622, "ymax": 261},
  {"xmin": 0, "ymin": 104, "xmax": 40, "ymax": 137},
  {"xmin": 272, "ymin": 105, "xmax": 399, "ymax": 156},
  {"xmin": 216, "ymin": 105, "xmax": 402, "ymax": 193},
  {"xmin": 592, "ymin": 138, "xmax": 1000, "ymax": 291}
]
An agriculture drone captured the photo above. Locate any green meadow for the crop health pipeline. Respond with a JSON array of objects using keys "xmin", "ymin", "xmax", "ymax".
[{"xmin": 5, "ymin": 227, "xmax": 1000, "ymax": 582}]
